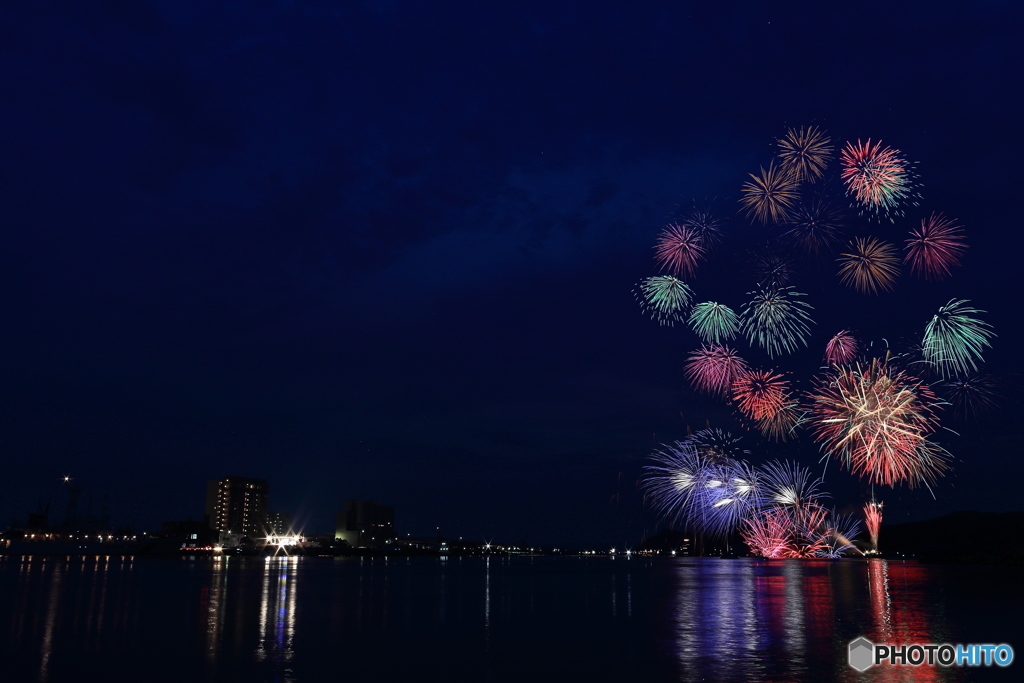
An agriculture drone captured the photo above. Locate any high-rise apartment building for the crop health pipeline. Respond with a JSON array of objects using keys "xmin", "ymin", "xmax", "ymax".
[
  {"xmin": 267, "ymin": 512, "xmax": 292, "ymax": 536},
  {"xmin": 205, "ymin": 476, "xmax": 269, "ymax": 537}
]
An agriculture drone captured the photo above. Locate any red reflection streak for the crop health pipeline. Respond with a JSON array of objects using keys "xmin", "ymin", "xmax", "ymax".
[
  {"xmin": 801, "ymin": 569, "xmax": 833, "ymax": 636},
  {"xmin": 754, "ymin": 572, "xmax": 787, "ymax": 631},
  {"xmin": 864, "ymin": 561, "xmax": 956, "ymax": 683}
]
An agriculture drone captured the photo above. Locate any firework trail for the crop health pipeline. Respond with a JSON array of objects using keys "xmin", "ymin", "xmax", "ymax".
[
  {"xmin": 805, "ymin": 358, "xmax": 950, "ymax": 488},
  {"xmin": 824, "ymin": 330, "xmax": 859, "ymax": 365},
  {"xmin": 688, "ymin": 302, "xmax": 740, "ymax": 344},
  {"xmin": 684, "ymin": 345, "xmax": 749, "ymax": 396},
  {"xmin": 732, "ymin": 369, "xmax": 788, "ymax": 421},
  {"xmin": 776, "ymin": 125, "xmax": 833, "ymax": 183},
  {"xmin": 864, "ymin": 500, "xmax": 883, "ymax": 552},
  {"xmin": 922, "ymin": 299, "xmax": 995, "ymax": 377},
  {"xmin": 739, "ymin": 162, "xmax": 801, "ymax": 225},
  {"xmin": 839, "ymin": 139, "xmax": 918, "ymax": 221},
  {"xmin": 905, "ymin": 212, "xmax": 967, "ymax": 280},
  {"xmin": 654, "ymin": 223, "xmax": 706, "ymax": 278},
  {"xmin": 634, "ymin": 276, "xmax": 693, "ymax": 326},
  {"xmin": 740, "ymin": 286, "xmax": 815, "ymax": 358},
  {"xmin": 782, "ymin": 195, "xmax": 845, "ymax": 254},
  {"xmin": 837, "ymin": 237, "xmax": 901, "ymax": 294}
]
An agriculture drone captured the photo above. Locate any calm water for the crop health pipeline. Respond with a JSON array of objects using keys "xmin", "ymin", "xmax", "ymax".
[{"xmin": 0, "ymin": 555, "xmax": 1019, "ymax": 682}]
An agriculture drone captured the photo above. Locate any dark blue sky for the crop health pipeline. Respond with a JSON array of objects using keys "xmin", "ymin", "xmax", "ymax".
[{"xmin": 1, "ymin": 1, "xmax": 1022, "ymax": 546}]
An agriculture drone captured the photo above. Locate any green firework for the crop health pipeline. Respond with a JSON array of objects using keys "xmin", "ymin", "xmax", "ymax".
[
  {"xmin": 922, "ymin": 299, "xmax": 995, "ymax": 377},
  {"xmin": 635, "ymin": 276, "xmax": 694, "ymax": 326},
  {"xmin": 688, "ymin": 302, "xmax": 740, "ymax": 343},
  {"xmin": 740, "ymin": 287, "xmax": 815, "ymax": 358}
]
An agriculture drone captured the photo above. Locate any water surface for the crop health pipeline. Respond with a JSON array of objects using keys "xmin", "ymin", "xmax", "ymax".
[{"xmin": 1, "ymin": 555, "xmax": 1018, "ymax": 682}]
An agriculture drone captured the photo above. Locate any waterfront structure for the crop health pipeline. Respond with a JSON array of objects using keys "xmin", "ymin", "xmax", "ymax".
[
  {"xmin": 335, "ymin": 499, "xmax": 394, "ymax": 548},
  {"xmin": 206, "ymin": 476, "xmax": 269, "ymax": 537}
]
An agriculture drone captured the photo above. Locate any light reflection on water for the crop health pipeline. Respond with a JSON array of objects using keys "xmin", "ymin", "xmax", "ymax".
[
  {"xmin": 666, "ymin": 559, "xmax": 974, "ymax": 682},
  {"xmin": 0, "ymin": 555, "xmax": 1017, "ymax": 682}
]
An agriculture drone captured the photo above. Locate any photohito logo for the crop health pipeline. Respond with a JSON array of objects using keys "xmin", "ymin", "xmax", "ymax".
[{"xmin": 848, "ymin": 637, "xmax": 1014, "ymax": 671}]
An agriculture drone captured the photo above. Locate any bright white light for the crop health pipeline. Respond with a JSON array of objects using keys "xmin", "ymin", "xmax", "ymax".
[{"xmin": 712, "ymin": 498, "xmax": 734, "ymax": 508}]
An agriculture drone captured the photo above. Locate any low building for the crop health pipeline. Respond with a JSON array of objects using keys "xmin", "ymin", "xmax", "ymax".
[{"xmin": 335, "ymin": 499, "xmax": 395, "ymax": 548}]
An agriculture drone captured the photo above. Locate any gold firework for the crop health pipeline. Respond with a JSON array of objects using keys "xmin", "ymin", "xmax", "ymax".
[
  {"xmin": 739, "ymin": 162, "xmax": 800, "ymax": 225},
  {"xmin": 776, "ymin": 125, "xmax": 833, "ymax": 183},
  {"xmin": 837, "ymin": 237, "xmax": 900, "ymax": 294}
]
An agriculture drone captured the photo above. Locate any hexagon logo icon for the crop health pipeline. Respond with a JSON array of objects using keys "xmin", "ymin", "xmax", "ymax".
[{"xmin": 849, "ymin": 637, "xmax": 875, "ymax": 671}]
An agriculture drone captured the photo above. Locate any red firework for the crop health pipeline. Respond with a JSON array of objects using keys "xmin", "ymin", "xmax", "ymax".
[
  {"xmin": 824, "ymin": 330, "xmax": 858, "ymax": 365},
  {"xmin": 654, "ymin": 222, "xmax": 706, "ymax": 278},
  {"xmin": 741, "ymin": 505, "xmax": 831, "ymax": 559},
  {"xmin": 864, "ymin": 501, "xmax": 883, "ymax": 552},
  {"xmin": 839, "ymin": 139, "xmax": 916, "ymax": 218},
  {"xmin": 741, "ymin": 507, "xmax": 792, "ymax": 558},
  {"xmin": 904, "ymin": 212, "xmax": 967, "ymax": 280},
  {"xmin": 804, "ymin": 359, "xmax": 949, "ymax": 488},
  {"xmin": 684, "ymin": 345, "xmax": 748, "ymax": 396},
  {"xmin": 732, "ymin": 369, "xmax": 788, "ymax": 421}
]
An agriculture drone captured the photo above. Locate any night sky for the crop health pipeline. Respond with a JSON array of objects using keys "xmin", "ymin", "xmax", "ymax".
[{"xmin": 2, "ymin": 1, "xmax": 1022, "ymax": 547}]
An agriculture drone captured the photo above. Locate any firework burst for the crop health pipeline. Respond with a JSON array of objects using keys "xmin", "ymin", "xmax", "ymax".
[
  {"xmin": 684, "ymin": 345, "xmax": 748, "ymax": 396},
  {"xmin": 938, "ymin": 372, "xmax": 1000, "ymax": 421},
  {"xmin": 642, "ymin": 442, "xmax": 763, "ymax": 537},
  {"xmin": 805, "ymin": 358, "xmax": 950, "ymax": 488},
  {"xmin": 634, "ymin": 276, "xmax": 693, "ymax": 326},
  {"xmin": 758, "ymin": 394, "xmax": 802, "ymax": 442},
  {"xmin": 749, "ymin": 247, "xmax": 797, "ymax": 289},
  {"xmin": 776, "ymin": 125, "xmax": 833, "ymax": 183},
  {"xmin": 740, "ymin": 286, "xmax": 815, "ymax": 358},
  {"xmin": 759, "ymin": 460, "xmax": 824, "ymax": 507},
  {"xmin": 682, "ymin": 206, "xmax": 725, "ymax": 247},
  {"xmin": 688, "ymin": 302, "xmax": 740, "ymax": 344},
  {"xmin": 824, "ymin": 330, "xmax": 859, "ymax": 365},
  {"xmin": 739, "ymin": 162, "xmax": 801, "ymax": 225},
  {"xmin": 654, "ymin": 223, "xmax": 706, "ymax": 278},
  {"xmin": 839, "ymin": 139, "xmax": 918, "ymax": 221},
  {"xmin": 922, "ymin": 299, "xmax": 995, "ymax": 377},
  {"xmin": 837, "ymin": 237, "xmax": 901, "ymax": 294},
  {"xmin": 683, "ymin": 428, "xmax": 751, "ymax": 461},
  {"xmin": 732, "ymin": 369, "xmax": 788, "ymax": 421},
  {"xmin": 782, "ymin": 195, "xmax": 845, "ymax": 254},
  {"xmin": 905, "ymin": 212, "xmax": 967, "ymax": 280}
]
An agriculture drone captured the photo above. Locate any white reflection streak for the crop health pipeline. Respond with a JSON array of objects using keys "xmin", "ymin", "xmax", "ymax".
[
  {"xmin": 255, "ymin": 557, "xmax": 298, "ymax": 680},
  {"xmin": 207, "ymin": 557, "xmax": 226, "ymax": 657},
  {"xmin": 39, "ymin": 563, "xmax": 64, "ymax": 683},
  {"xmin": 256, "ymin": 558, "xmax": 271, "ymax": 662},
  {"xmin": 781, "ymin": 561, "xmax": 805, "ymax": 667}
]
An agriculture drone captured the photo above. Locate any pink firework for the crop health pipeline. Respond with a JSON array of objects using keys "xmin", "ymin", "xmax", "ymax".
[
  {"xmin": 824, "ymin": 330, "xmax": 858, "ymax": 365},
  {"xmin": 904, "ymin": 212, "xmax": 967, "ymax": 280},
  {"xmin": 732, "ymin": 369, "xmax": 788, "ymax": 421},
  {"xmin": 654, "ymin": 223, "xmax": 706, "ymax": 278},
  {"xmin": 864, "ymin": 501, "xmax": 883, "ymax": 552},
  {"xmin": 684, "ymin": 345, "xmax": 748, "ymax": 396}
]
